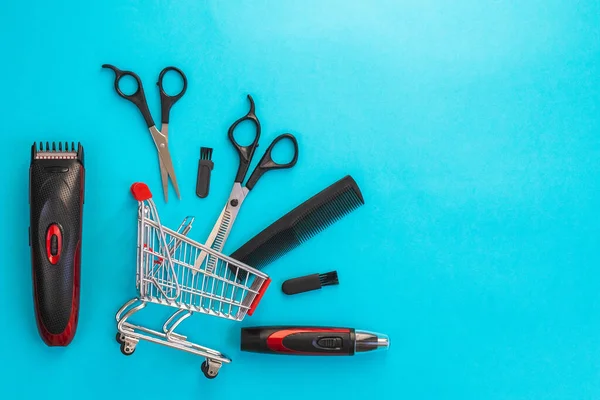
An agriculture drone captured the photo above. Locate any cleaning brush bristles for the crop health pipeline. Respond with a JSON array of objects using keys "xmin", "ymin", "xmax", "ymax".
[
  {"xmin": 200, "ymin": 147, "xmax": 213, "ymax": 160},
  {"xmin": 319, "ymin": 271, "xmax": 339, "ymax": 287}
]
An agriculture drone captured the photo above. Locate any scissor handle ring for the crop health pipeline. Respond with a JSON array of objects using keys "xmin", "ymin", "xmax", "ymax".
[
  {"xmin": 157, "ymin": 67, "xmax": 188, "ymax": 101},
  {"xmin": 102, "ymin": 64, "xmax": 155, "ymax": 128},
  {"xmin": 260, "ymin": 133, "xmax": 299, "ymax": 169},
  {"xmin": 156, "ymin": 66, "xmax": 188, "ymax": 124},
  {"xmin": 245, "ymin": 133, "xmax": 299, "ymax": 190},
  {"xmin": 229, "ymin": 95, "xmax": 262, "ymax": 182},
  {"xmin": 102, "ymin": 64, "xmax": 144, "ymax": 101}
]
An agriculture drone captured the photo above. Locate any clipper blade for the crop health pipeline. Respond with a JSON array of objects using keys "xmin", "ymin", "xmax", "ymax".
[{"xmin": 32, "ymin": 142, "xmax": 84, "ymax": 162}]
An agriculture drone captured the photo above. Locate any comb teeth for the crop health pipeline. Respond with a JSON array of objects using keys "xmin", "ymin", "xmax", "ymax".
[
  {"xmin": 230, "ymin": 176, "xmax": 364, "ymax": 278},
  {"xmin": 33, "ymin": 141, "xmax": 83, "ymax": 161},
  {"xmin": 319, "ymin": 271, "xmax": 339, "ymax": 287},
  {"xmin": 242, "ymin": 229, "xmax": 300, "ymax": 270},
  {"xmin": 293, "ymin": 186, "xmax": 363, "ymax": 243},
  {"xmin": 200, "ymin": 147, "xmax": 213, "ymax": 160},
  {"xmin": 35, "ymin": 141, "xmax": 76, "ymax": 152}
]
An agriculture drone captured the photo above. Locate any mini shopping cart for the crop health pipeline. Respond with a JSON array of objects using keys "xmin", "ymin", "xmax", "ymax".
[{"xmin": 115, "ymin": 183, "xmax": 271, "ymax": 379}]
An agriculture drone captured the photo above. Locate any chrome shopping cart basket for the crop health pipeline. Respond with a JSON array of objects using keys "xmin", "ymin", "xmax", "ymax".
[{"xmin": 115, "ymin": 183, "xmax": 271, "ymax": 379}]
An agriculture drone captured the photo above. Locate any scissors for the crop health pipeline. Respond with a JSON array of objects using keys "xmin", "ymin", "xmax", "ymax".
[
  {"xmin": 194, "ymin": 95, "xmax": 299, "ymax": 272},
  {"xmin": 102, "ymin": 64, "xmax": 187, "ymax": 202}
]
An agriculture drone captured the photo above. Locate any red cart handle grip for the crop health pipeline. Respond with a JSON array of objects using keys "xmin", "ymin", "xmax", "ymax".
[{"xmin": 131, "ymin": 182, "xmax": 152, "ymax": 201}]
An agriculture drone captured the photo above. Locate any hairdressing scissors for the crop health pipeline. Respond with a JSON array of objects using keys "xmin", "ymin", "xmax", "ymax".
[
  {"xmin": 102, "ymin": 64, "xmax": 187, "ymax": 202},
  {"xmin": 194, "ymin": 95, "xmax": 299, "ymax": 272}
]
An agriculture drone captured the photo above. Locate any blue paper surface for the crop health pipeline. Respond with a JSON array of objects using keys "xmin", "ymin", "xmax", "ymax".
[{"xmin": 1, "ymin": 1, "xmax": 599, "ymax": 399}]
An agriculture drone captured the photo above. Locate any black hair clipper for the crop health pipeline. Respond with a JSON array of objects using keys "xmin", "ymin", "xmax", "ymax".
[{"xmin": 29, "ymin": 142, "xmax": 85, "ymax": 346}]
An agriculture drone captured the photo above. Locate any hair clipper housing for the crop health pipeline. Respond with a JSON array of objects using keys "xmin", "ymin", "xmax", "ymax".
[{"xmin": 29, "ymin": 142, "xmax": 85, "ymax": 346}]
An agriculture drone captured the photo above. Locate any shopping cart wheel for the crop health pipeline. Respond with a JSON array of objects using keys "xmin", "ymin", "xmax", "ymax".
[
  {"xmin": 201, "ymin": 360, "xmax": 221, "ymax": 379},
  {"xmin": 120, "ymin": 342, "xmax": 136, "ymax": 356},
  {"xmin": 116, "ymin": 332, "xmax": 125, "ymax": 345}
]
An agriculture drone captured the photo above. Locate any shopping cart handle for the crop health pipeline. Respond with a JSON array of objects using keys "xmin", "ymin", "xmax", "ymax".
[{"xmin": 131, "ymin": 182, "xmax": 153, "ymax": 201}]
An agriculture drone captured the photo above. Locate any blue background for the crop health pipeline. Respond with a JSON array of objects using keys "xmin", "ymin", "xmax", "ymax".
[{"xmin": 1, "ymin": 1, "xmax": 599, "ymax": 399}]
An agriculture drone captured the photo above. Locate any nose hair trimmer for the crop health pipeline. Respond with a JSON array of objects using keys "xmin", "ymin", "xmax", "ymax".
[
  {"xmin": 29, "ymin": 142, "xmax": 85, "ymax": 346},
  {"xmin": 241, "ymin": 326, "xmax": 390, "ymax": 355}
]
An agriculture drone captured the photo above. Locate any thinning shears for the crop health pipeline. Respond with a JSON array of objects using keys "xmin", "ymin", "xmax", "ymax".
[
  {"xmin": 103, "ymin": 64, "xmax": 187, "ymax": 202},
  {"xmin": 194, "ymin": 95, "xmax": 299, "ymax": 272}
]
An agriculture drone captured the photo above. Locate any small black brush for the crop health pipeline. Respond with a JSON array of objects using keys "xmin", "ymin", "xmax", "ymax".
[
  {"xmin": 229, "ymin": 175, "xmax": 364, "ymax": 279},
  {"xmin": 282, "ymin": 271, "xmax": 339, "ymax": 295},
  {"xmin": 196, "ymin": 147, "xmax": 214, "ymax": 198}
]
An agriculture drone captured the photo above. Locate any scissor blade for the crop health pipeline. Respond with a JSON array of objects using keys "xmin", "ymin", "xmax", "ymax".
[
  {"xmin": 159, "ymin": 149, "xmax": 181, "ymax": 200},
  {"xmin": 193, "ymin": 205, "xmax": 232, "ymax": 271},
  {"xmin": 159, "ymin": 156, "xmax": 169, "ymax": 203},
  {"xmin": 193, "ymin": 183, "xmax": 247, "ymax": 273},
  {"xmin": 149, "ymin": 126, "xmax": 181, "ymax": 201}
]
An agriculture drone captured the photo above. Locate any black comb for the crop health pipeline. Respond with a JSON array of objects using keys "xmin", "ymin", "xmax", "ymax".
[{"xmin": 229, "ymin": 175, "xmax": 364, "ymax": 277}]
